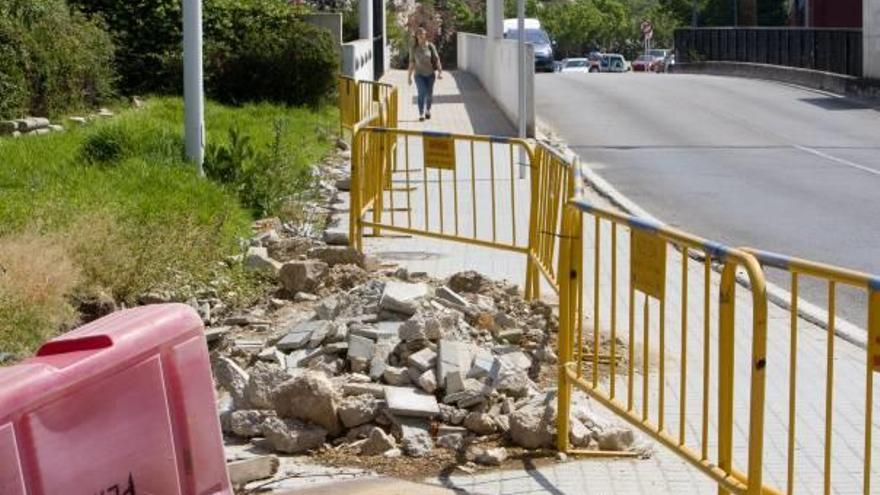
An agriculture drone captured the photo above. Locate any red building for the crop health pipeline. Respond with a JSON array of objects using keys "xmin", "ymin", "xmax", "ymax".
[{"xmin": 791, "ymin": 0, "xmax": 862, "ymax": 28}]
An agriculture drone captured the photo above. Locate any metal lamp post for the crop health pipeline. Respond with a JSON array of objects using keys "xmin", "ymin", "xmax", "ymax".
[{"xmin": 183, "ymin": 0, "xmax": 205, "ymax": 176}]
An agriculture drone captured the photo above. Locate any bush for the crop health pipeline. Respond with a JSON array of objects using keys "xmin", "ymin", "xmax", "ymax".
[{"xmin": 0, "ymin": 0, "xmax": 115, "ymax": 119}]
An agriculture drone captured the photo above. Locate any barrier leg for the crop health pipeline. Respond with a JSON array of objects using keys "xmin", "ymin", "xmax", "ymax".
[{"xmin": 718, "ymin": 262, "xmax": 736, "ymax": 495}]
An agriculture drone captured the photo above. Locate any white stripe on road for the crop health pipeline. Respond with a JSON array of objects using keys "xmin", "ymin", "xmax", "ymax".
[{"xmin": 793, "ymin": 144, "xmax": 880, "ymax": 177}]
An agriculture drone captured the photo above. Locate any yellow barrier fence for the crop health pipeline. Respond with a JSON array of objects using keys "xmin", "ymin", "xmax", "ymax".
[
  {"xmin": 338, "ymin": 76, "xmax": 398, "ymax": 137},
  {"xmin": 742, "ymin": 249, "xmax": 880, "ymax": 495},
  {"xmin": 556, "ymin": 164, "xmax": 775, "ymax": 494}
]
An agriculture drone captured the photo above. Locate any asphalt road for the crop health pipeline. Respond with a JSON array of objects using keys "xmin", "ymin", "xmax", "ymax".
[{"xmin": 536, "ymin": 72, "xmax": 880, "ymax": 327}]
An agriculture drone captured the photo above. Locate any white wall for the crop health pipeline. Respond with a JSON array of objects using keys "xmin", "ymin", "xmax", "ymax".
[
  {"xmin": 866, "ymin": 0, "xmax": 880, "ymax": 79},
  {"xmin": 342, "ymin": 39, "xmax": 374, "ymax": 80},
  {"xmin": 457, "ymin": 33, "xmax": 535, "ymax": 136}
]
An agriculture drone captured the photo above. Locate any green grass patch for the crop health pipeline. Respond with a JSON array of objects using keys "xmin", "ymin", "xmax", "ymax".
[{"xmin": 0, "ymin": 97, "xmax": 338, "ymax": 355}]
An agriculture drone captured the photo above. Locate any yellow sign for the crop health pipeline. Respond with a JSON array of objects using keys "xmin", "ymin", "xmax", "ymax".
[
  {"xmin": 423, "ymin": 134, "xmax": 456, "ymax": 170},
  {"xmin": 631, "ymin": 230, "xmax": 667, "ymax": 300}
]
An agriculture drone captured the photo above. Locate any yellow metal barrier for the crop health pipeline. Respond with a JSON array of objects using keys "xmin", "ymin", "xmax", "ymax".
[
  {"xmin": 556, "ymin": 164, "xmax": 776, "ymax": 494},
  {"xmin": 338, "ymin": 76, "xmax": 398, "ymax": 138},
  {"xmin": 742, "ymin": 248, "xmax": 880, "ymax": 495}
]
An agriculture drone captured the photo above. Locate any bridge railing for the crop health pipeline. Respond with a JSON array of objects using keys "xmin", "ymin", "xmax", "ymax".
[{"xmin": 674, "ymin": 27, "xmax": 863, "ymax": 78}]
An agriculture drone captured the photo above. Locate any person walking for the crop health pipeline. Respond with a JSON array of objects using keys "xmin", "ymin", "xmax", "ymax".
[{"xmin": 407, "ymin": 27, "xmax": 442, "ymax": 122}]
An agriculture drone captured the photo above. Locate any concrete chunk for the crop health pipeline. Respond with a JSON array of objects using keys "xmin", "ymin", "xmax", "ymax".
[
  {"xmin": 276, "ymin": 320, "xmax": 324, "ymax": 351},
  {"xmin": 435, "ymin": 285, "xmax": 470, "ymax": 307},
  {"xmin": 380, "ymin": 281, "xmax": 430, "ymax": 315},
  {"xmin": 227, "ymin": 455, "xmax": 279, "ymax": 486},
  {"xmin": 385, "ymin": 386, "xmax": 440, "ymax": 418},
  {"xmin": 407, "ymin": 347, "xmax": 437, "ymax": 371},
  {"xmin": 347, "ymin": 334, "xmax": 375, "ymax": 361},
  {"xmin": 437, "ymin": 339, "xmax": 473, "ymax": 391}
]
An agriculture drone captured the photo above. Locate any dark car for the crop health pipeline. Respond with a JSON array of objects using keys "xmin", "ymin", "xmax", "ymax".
[{"xmin": 505, "ymin": 28, "xmax": 555, "ymax": 72}]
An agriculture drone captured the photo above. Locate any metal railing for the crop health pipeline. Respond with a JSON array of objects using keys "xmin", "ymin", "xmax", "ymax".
[
  {"xmin": 742, "ymin": 249, "xmax": 880, "ymax": 495},
  {"xmin": 555, "ymin": 173, "xmax": 775, "ymax": 493},
  {"xmin": 674, "ymin": 27, "xmax": 863, "ymax": 78},
  {"xmin": 338, "ymin": 76, "xmax": 398, "ymax": 137}
]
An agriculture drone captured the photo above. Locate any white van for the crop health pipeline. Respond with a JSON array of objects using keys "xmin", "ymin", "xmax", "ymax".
[
  {"xmin": 502, "ymin": 18, "xmax": 555, "ymax": 72},
  {"xmin": 502, "ymin": 18, "xmax": 541, "ymax": 36}
]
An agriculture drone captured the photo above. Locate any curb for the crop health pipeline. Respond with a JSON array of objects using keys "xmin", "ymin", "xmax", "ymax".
[{"xmin": 536, "ymin": 124, "xmax": 868, "ymax": 350}]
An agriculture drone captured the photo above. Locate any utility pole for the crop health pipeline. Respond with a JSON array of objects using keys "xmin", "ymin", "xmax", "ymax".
[
  {"xmin": 183, "ymin": 0, "xmax": 205, "ymax": 176},
  {"xmin": 516, "ymin": 0, "xmax": 527, "ymax": 178},
  {"xmin": 692, "ymin": 0, "xmax": 699, "ymax": 27}
]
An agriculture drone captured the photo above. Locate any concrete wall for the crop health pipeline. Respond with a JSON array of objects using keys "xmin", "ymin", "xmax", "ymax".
[
  {"xmin": 342, "ymin": 39, "xmax": 374, "ymax": 80},
  {"xmin": 457, "ymin": 32, "xmax": 535, "ymax": 136},
  {"xmin": 866, "ymin": 0, "xmax": 880, "ymax": 79}
]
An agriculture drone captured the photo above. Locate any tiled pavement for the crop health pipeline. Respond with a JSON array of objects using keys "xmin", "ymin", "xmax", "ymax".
[{"xmin": 343, "ymin": 70, "xmax": 878, "ymax": 494}]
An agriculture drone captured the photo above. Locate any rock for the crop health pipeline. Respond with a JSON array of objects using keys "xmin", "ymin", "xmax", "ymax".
[
  {"xmin": 569, "ymin": 417, "xmax": 591, "ymax": 447},
  {"xmin": 348, "ymin": 334, "xmax": 376, "ymax": 362},
  {"xmin": 272, "ymin": 371, "xmax": 342, "ymax": 436},
  {"xmin": 494, "ymin": 368, "xmax": 532, "ymax": 399},
  {"xmin": 262, "ymin": 417, "xmax": 327, "ymax": 454},
  {"xmin": 556, "ymin": 452, "xmax": 569, "ymax": 462},
  {"xmin": 468, "ymin": 350, "xmax": 497, "ymax": 380},
  {"xmin": 342, "ymin": 382, "xmax": 385, "ymax": 398},
  {"xmin": 97, "ymin": 108, "xmax": 114, "ymax": 118},
  {"xmin": 416, "ymin": 369, "xmax": 437, "ymax": 393},
  {"xmin": 277, "ymin": 320, "xmax": 328, "ymax": 351},
  {"xmin": 324, "ymin": 341, "xmax": 349, "ymax": 354},
  {"xmin": 213, "ymin": 356, "xmax": 250, "ymax": 408},
  {"xmin": 360, "ymin": 427, "xmax": 397, "ymax": 455},
  {"xmin": 308, "ymin": 246, "xmax": 365, "ymax": 267},
  {"xmin": 0, "ymin": 121, "xmax": 18, "ymax": 134},
  {"xmin": 294, "ymin": 292, "xmax": 319, "ymax": 302},
  {"xmin": 398, "ymin": 314, "xmax": 442, "ymax": 342},
  {"xmin": 497, "ymin": 328, "xmax": 524, "ymax": 344},
  {"xmin": 16, "ymin": 117, "xmax": 49, "ymax": 131},
  {"xmin": 351, "ymin": 321, "xmax": 402, "ymax": 341},
  {"xmin": 437, "ymin": 340, "xmax": 473, "ymax": 392},
  {"xmin": 49, "ymin": 124, "xmax": 65, "ymax": 133},
  {"xmin": 307, "ymin": 321, "xmax": 336, "ymax": 348},
  {"xmin": 227, "ymin": 455, "xmax": 279, "ymax": 487},
  {"xmin": 439, "ymin": 404, "xmax": 467, "ymax": 425},
  {"xmin": 323, "ymin": 229, "xmax": 349, "ymax": 246},
  {"xmin": 280, "ymin": 260, "xmax": 328, "ymax": 294},
  {"xmin": 229, "ymin": 410, "xmax": 276, "ymax": 438},
  {"xmin": 245, "ymin": 363, "xmax": 291, "ymax": 409},
  {"xmin": 443, "ymin": 378, "xmax": 489, "ymax": 408},
  {"xmin": 396, "ymin": 418, "xmax": 433, "ymax": 457},
  {"xmin": 383, "ymin": 447, "xmax": 402, "ymax": 458},
  {"xmin": 597, "ymin": 427, "xmax": 635, "ymax": 451},
  {"xmin": 336, "ymin": 137, "xmax": 350, "ymax": 151},
  {"xmin": 436, "ymin": 433, "xmax": 464, "ymax": 451},
  {"xmin": 205, "ymin": 326, "xmax": 230, "ymax": 344},
  {"xmin": 474, "ymin": 447, "xmax": 508, "ymax": 466},
  {"xmin": 379, "ymin": 281, "xmax": 430, "ymax": 315},
  {"xmin": 383, "ymin": 366, "xmax": 411, "ymax": 386},
  {"xmin": 447, "ymin": 271, "xmax": 488, "ymax": 293},
  {"xmin": 335, "ymin": 178, "xmax": 351, "ymax": 191},
  {"xmin": 369, "ymin": 339, "xmax": 397, "ymax": 381},
  {"xmin": 509, "ymin": 396, "xmax": 556, "ymax": 449},
  {"xmin": 245, "ymin": 247, "xmax": 281, "ymax": 275},
  {"xmin": 308, "ymin": 354, "xmax": 344, "ymax": 376},
  {"xmin": 407, "ymin": 347, "xmax": 437, "ymax": 371},
  {"xmin": 463, "ymin": 412, "xmax": 497, "ymax": 436},
  {"xmin": 338, "ymin": 394, "xmax": 380, "ymax": 428},
  {"xmin": 385, "ymin": 386, "xmax": 440, "ymax": 418},
  {"xmin": 68, "ymin": 116, "xmax": 88, "ymax": 125},
  {"xmin": 435, "ymin": 286, "xmax": 470, "ymax": 307}
]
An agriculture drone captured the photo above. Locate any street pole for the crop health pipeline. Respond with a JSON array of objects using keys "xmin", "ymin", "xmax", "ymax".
[
  {"xmin": 183, "ymin": 0, "xmax": 205, "ymax": 176},
  {"xmin": 692, "ymin": 0, "xmax": 698, "ymax": 27},
  {"xmin": 733, "ymin": 0, "xmax": 738, "ymax": 26},
  {"xmin": 516, "ymin": 0, "xmax": 527, "ymax": 179}
]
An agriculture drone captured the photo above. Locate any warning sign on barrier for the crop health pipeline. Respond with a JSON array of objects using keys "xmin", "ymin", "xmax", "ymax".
[
  {"xmin": 424, "ymin": 134, "xmax": 456, "ymax": 170},
  {"xmin": 631, "ymin": 230, "xmax": 667, "ymax": 299}
]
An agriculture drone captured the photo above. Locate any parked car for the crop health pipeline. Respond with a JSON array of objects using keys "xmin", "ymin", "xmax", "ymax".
[
  {"xmin": 504, "ymin": 21, "xmax": 556, "ymax": 72},
  {"xmin": 632, "ymin": 54, "xmax": 660, "ymax": 72},
  {"xmin": 586, "ymin": 51, "xmax": 604, "ymax": 72},
  {"xmin": 560, "ymin": 58, "xmax": 590, "ymax": 73},
  {"xmin": 655, "ymin": 53, "xmax": 675, "ymax": 72},
  {"xmin": 598, "ymin": 53, "xmax": 630, "ymax": 72}
]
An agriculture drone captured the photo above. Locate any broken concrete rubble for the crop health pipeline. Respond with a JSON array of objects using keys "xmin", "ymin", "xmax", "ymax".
[
  {"xmin": 272, "ymin": 371, "xmax": 343, "ymax": 436},
  {"xmin": 262, "ymin": 417, "xmax": 327, "ymax": 454},
  {"xmin": 380, "ymin": 281, "xmax": 430, "ymax": 315}
]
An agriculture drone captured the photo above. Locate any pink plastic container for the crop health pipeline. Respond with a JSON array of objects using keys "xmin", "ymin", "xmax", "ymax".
[{"xmin": 0, "ymin": 304, "xmax": 231, "ymax": 495}]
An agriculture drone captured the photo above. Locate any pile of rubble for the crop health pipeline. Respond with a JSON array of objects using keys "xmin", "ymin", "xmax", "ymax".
[{"xmin": 210, "ymin": 242, "xmax": 642, "ymax": 484}]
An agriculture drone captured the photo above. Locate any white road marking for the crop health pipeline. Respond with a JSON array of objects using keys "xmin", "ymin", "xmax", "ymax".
[{"xmin": 793, "ymin": 145, "xmax": 880, "ymax": 177}]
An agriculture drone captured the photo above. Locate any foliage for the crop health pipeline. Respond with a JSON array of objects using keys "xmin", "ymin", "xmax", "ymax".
[
  {"xmin": 0, "ymin": 0, "xmax": 115, "ymax": 119},
  {"xmin": 0, "ymin": 97, "xmax": 336, "ymax": 355}
]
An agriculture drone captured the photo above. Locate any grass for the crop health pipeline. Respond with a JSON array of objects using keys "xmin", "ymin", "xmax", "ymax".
[{"xmin": 0, "ymin": 97, "xmax": 338, "ymax": 355}]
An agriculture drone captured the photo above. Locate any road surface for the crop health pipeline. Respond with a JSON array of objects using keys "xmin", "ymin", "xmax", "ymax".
[{"xmin": 536, "ymin": 71, "xmax": 880, "ymax": 327}]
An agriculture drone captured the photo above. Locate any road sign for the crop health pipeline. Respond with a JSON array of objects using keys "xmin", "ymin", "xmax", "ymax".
[
  {"xmin": 641, "ymin": 20, "xmax": 653, "ymax": 40},
  {"xmin": 423, "ymin": 134, "xmax": 456, "ymax": 170}
]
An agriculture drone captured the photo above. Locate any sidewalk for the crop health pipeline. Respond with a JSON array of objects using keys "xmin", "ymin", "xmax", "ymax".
[{"xmin": 345, "ymin": 70, "xmax": 874, "ymax": 495}]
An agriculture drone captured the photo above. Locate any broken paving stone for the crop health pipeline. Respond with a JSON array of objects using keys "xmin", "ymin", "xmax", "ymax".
[
  {"xmin": 443, "ymin": 378, "xmax": 490, "ymax": 408},
  {"xmin": 342, "ymin": 382, "xmax": 385, "ymax": 398},
  {"xmin": 398, "ymin": 314, "xmax": 442, "ymax": 342},
  {"xmin": 347, "ymin": 334, "xmax": 375, "ymax": 361},
  {"xmin": 437, "ymin": 340, "xmax": 473, "ymax": 392},
  {"xmin": 323, "ymin": 341, "xmax": 349, "ymax": 354},
  {"xmin": 383, "ymin": 366, "xmax": 411, "ymax": 386},
  {"xmin": 438, "ymin": 405, "xmax": 467, "ymax": 426},
  {"xmin": 369, "ymin": 339, "xmax": 397, "ymax": 381},
  {"xmin": 272, "ymin": 371, "xmax": 343, "ymax": 436},
  {"xmin": 204, "ymin": 326, "xmax": 230, "ymax": 343},
  {"xmin": 229, "ymin": 410, "xmax": 276, "ymax": 438},
  {"xmin": 463, "ymin": 412, "xmax": 497, "ymax": 436},
  {"xmin": 279, "ymin": 260, "xmax": 328, "ymax": 294},
  {"xmin": 474, "ymin": 447, "xmax": 508, "ymax": 466},
  {"xmin": 308, "ymin": 354, "xmax": 344, "ymax": 376},
  {"xmin": 262, "ymin": 417, "xmax": 327, "ymax": 454},
  {"xmin": 468, "ymin": 349, "xmax": 497, "ymax": 380},
  {"xmin": 213, "ymin": 356, "xmax": 249, "ymax": 408},
  {"xmin": 359, "ymin": 427, "xmax": 397, "ymax": 455},
  {"xmin": 385, "ymin": 386, "xmax": 440, "ymax": 418},
  {"xmin": 407, "ymin": 347, "xmax": 437, "ymax": 371},
  {"xmin": 435, "ymin": 286, "xmax": 470, "ymax": 307},
  {"xmin": 338, "ymin": 394, "xmax": 381, "ymax": 428},
  {"xmin": 307, "ymin": 321, "xmax": 336, "ymax": 348},
  {"xmin": 227, "ymin": 455, "xmax": 279, "ymax": 487},
  {"xmin": 351, "ymin": 321, "xmax": 401, "ymax": 341},
  {"xmin": 416, "ymin": 369, "xmax": 437, "ymax": 393},
  {"xmin": 396, "ymin": 417, "xmax": 434, "ymax": 458},
  {"xmin": 597, "ymin": 427, "xmax": 635, "ymax": 451},
  {"xmin": 276, "ymin": 320, "xmax": 322, "ymax": 351},
  {"xmin": 509, "ymin": 395, "xmax": 556, "ymax": 449},
  {"xmin": 497, "ymin": 327, "xmax": 524, "ymax": 344},
  {"xmin": 244, "ymin": 247, "xmax": 282, "ymax": 276},
  {"xmin": 245, "ymin": 363, "xmax": 291, "ymax": 409},
  {"xmin": 379, "ymin": 281, "xmax": 430, "ymax": 315}
]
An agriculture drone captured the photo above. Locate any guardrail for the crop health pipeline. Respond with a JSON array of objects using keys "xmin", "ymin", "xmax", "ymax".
[
  {"xmin": 338, "ymin": 76, "xmax": 398, "ymax": 137},
  {"xmin": 555, "ymin": 184, "xmax": 774, "ymax": 494},
  {"xmin": 674, "ymin": 27, "xmax": 863, "ymax": 78},
  {"xmin": 742, "ymin": 249, "xmax": 880, "ymax": 495}
]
